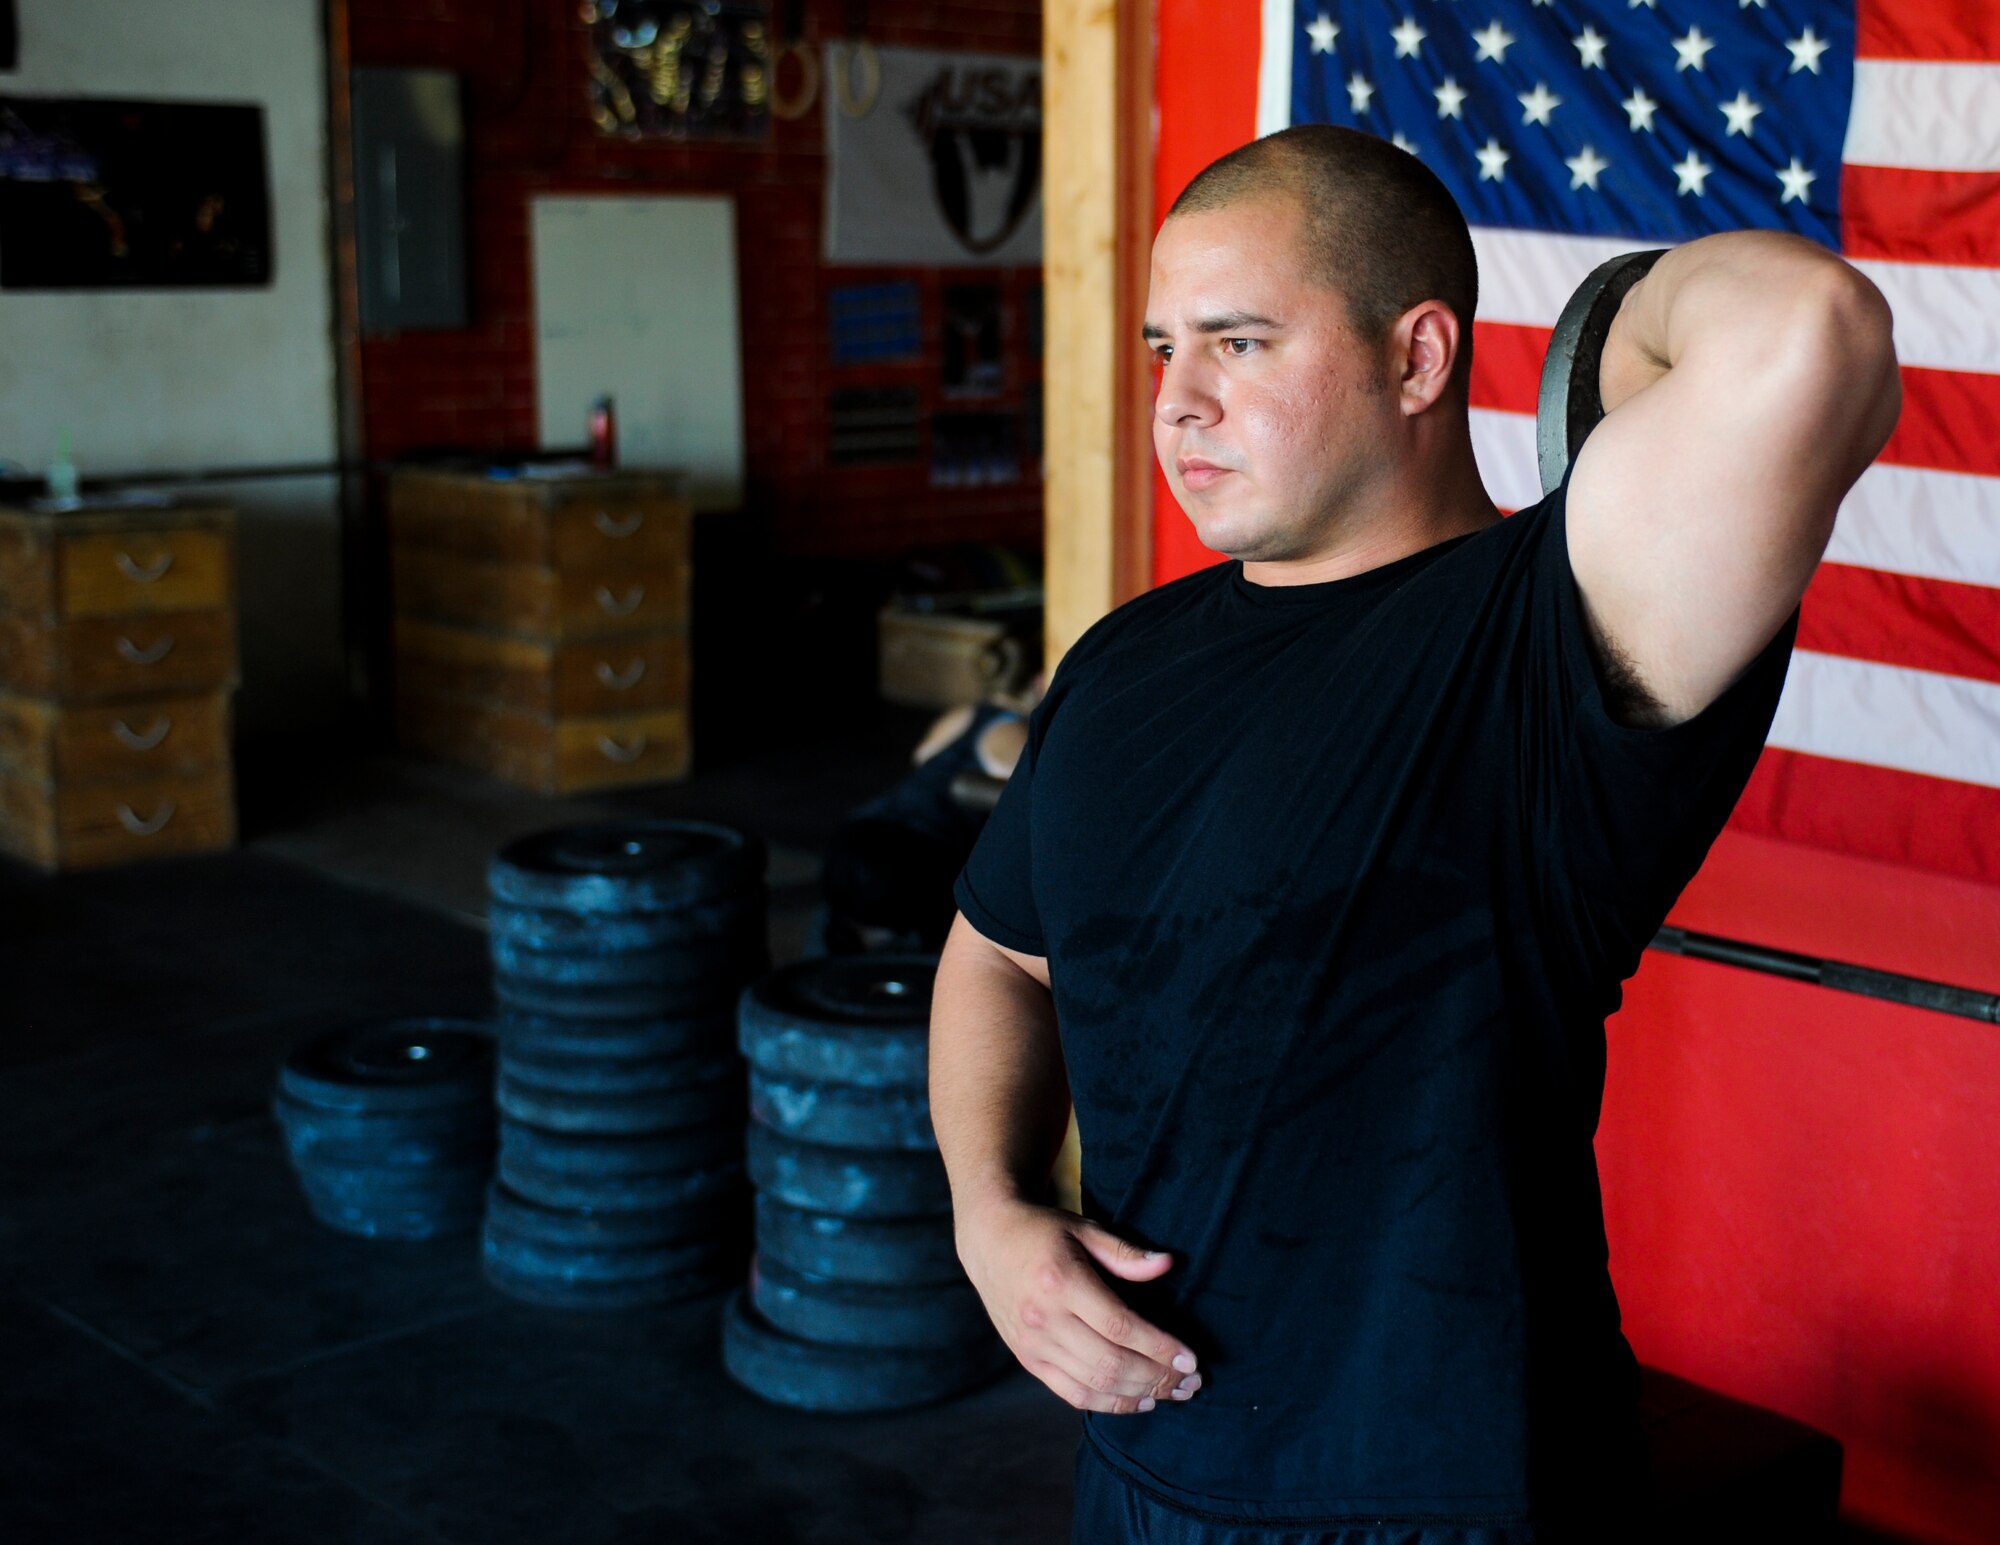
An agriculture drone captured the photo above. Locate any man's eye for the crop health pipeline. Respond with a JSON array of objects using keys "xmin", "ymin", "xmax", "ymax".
[
  {"xmin": 1225, "ymin": 338, "xmax": 1259, "ymax": 356},
  {"xmin": 1153, "ymin": 347, "xmax": 1172, "ymax": 365}
]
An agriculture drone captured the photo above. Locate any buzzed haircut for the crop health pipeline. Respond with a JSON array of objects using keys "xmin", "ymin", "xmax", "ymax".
[{"xmin": 1167, "ymin": 124, "xmax": 1480, "ymax": 396}]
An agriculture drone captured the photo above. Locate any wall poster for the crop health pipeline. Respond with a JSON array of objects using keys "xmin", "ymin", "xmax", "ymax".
[
  {"xmin": 823, "ymin": 45, "xmax": 1040, "ymax": 266},
  {"xmin": 0, "ymin": 96, "xmax": 271, "ymax": 289}
]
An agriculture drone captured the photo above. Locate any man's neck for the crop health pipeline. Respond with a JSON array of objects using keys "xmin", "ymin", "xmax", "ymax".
[{"xmin": 1239, "ymin": 468, "xmax": 1501, "ymax": 588}]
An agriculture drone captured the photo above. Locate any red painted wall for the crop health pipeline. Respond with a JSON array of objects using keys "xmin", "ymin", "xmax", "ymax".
[
  {"xmin": 345, "ymin": 0, "xmax": 1043, "ymax": 560},
  {"xmin": 1152, "ymin": 4, "xmax": 2000, "ymax": 1540}
]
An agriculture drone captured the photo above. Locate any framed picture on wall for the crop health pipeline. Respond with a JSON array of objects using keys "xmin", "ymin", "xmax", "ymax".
[{"xmin": 0, "ymin": 96, "xmax": 271, "ymax": 289}]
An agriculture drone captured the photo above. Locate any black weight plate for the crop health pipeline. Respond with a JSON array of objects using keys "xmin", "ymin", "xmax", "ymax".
[
  {"xmin": 495, "ymin": 975, "xmax": 742, "ymax": 1023},
  {"xmin": 1536, "ymin": 246, "xmax": 1670, "ymax": 497},
  {"xmin": 483, "ymin": 1232, "xmax": 743, "ymax": 1310},
  {"xmin": 753, "ymin": 1192, "xmax": 962, "ymax": 1286},
  {"xmin": 748, "ymin": 1067, "xmax": 935, "ymax": 1151},
  {"xmin": 491, "ymin": 934, "xmax": 768, "ymax": 989},
  {"xmin": 295, "ymin": 1159, "xmax": 489, "ymax": 1240},
  {"xmin": 743, "ymin": 1122, "xmax": 951, "ymax": 1220},
  {"xmin": 499, "ymin": 1119, "xmax": 740, "ymax": 1178},
  {"xmin": 484, "ymin": 1178, "xmax": 750, "ymax": 1251},
  {"xmin": 749, "ymin": 1248, "xmax": 992, "ymax": 1349},
  {"xmin": 749, "ymin": 953, "xmax": 936, "ymax": 1026},
  {"xmin": 489, "ymin": 820, "xmax": 765, "ymax": 913},
  {"xmin": 496, "ymin": 1153, "xmax": 747, "ymax": 1214},
  {"xmin": 736, "ymin": 989, "xmax": 928, "ymax": 1090},
  {"xmin": 499, "ymin": 1043, "xmax": 728, "ymax": 1096},
  {"xmin": 275, "ymin": 1093, "xmax": 494, "ymax": 1169},
  {"xmin": 488, "ymin": 893, "xmax": 767, "ymax": 955},
  {"xmin": 719, "ymin": 1287, "xmax": 1012, "ymax": 1414},
  {"xmin": 496, "ymin": 1063, "xmax": 745, "ymax": 1136},
  {"xmin": 498, "ymin": 1008, "xmax": 736, "ymax": 1062},
  {"xmin": 278, "ymin": 1018, "xmax": 496, "ymax": 1114}
]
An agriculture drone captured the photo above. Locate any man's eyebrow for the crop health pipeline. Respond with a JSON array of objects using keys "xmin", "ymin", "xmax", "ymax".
[{"xmin": 1141, "ymin": 311, "xmax": 1283, "ymax": 341}]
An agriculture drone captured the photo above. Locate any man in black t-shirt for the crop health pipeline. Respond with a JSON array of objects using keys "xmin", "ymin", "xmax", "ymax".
[{"xmin": 930, "ymin": 125, "xmax": 1902, "ymax": 1543}]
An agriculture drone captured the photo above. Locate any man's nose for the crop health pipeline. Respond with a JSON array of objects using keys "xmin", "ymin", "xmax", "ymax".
[{"xmin": 1154, "ymin": 361, "xmax": 1221, "ymax": 429}]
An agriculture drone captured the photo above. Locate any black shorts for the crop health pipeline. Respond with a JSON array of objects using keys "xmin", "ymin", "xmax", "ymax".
[{"xmin": 1070, "ymin": 1430, "xmax": 1661, "ymax": 1545}]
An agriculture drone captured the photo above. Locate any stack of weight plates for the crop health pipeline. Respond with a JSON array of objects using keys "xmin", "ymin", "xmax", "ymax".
[
  {"xmin": 274, "ymin": 1018, "xmax": 497, "ymax": 1240},
  {"xmin": 481, "ymin": 818, "xmax": 768, "ymax": 1308},
  {"xmin": 722, "ymin": 954, "xmax": 1012, "ymax": 1412}
]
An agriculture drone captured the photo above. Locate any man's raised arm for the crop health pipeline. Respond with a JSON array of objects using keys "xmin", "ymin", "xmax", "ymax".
[
  {"xmin": 1567, "ymin": 229, "xmax": 1902, "ymax": 728},
  {"xmin": 931, "ymin": 910, "xmax": 1206, "ymax": 1416}
]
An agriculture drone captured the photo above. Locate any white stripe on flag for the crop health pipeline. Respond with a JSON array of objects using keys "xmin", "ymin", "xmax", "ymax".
[
  {"xmin": 1471, "ymin": 228, "xmax": 2000, "ymax": 378},
  {"xmin": 1849, "ymin": 258, "xmax": 2000, "ymax": 379},
  {"xmin": 1845, "ymin": 60, "xmax": 2000, "ymax": 173},
  {"xmin": 1824, "ymin": 462, "xmax": 2000, "ymax": 590},
  {"xmin": 1770, "ymin": 649, "xmax": 2000, "ymax": 790},
  {"xmin": 1256, "ymin": 0, "xmax": 1294, "ymax": 140},
  {"xmin": 1470, "ymin": 410, "xmax": 2000, "ymax": 589},
  {"xmin": 1470, "ymin": 229, "xmax": 1659, "ymax": 330},
  {"xmin": 1469, "ymin": 408, "xmax": 1547, "ymax": 511}
]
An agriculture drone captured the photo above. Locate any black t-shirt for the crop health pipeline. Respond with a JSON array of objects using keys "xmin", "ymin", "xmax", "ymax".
[{"xmin": 952, "ymin": 464, "xmax": 1800, "ymax": 1531}]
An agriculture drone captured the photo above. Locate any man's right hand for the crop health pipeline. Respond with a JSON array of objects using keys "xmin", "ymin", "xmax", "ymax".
[{"xmin": 955, "ymin": 1197, "xmax": 1203, "ymax": 1414}]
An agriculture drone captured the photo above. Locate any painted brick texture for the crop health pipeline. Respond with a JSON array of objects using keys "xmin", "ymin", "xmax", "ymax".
[{"xmin": 347, "ymin": 1, "xmax": 1045, "ymax": 562}]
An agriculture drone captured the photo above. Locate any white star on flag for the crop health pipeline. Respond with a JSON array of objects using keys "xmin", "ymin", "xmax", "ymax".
[
  {"xmin": 1347, "ymin": 72, "xmax": 1375, "ymax": 113},
  {"xmin": 1518, "ymin": 83, "xmax": 1562, "ymax": 126},
  {"xmin": 1472, "ymin": 21, "xmax": 1515, "ymax": 64},
  {"xmin": 1776, "ymin": 157, "xmax": 1816, "ymax": 204},
  {"xmin": 1622, "ymin": 87, "xmax": 1658, "ymax": 132},
  {"xmin": 1475, "ymin": 138, "xmax": 1510, "ymax": 180},
  {"xmin": 1434, "ymin": 77, "xmax": 1468, "ymax": 119},
  {"xmin": 1565, "ymin": 145, "xmax": 1609, "ymax": 190},
  {"xmin": 1392, "ymin": 131, "xmax": 1420, "ymax": 156},
  {"xmin": 1673, "ymin": 26, "xmax": 1715, "ymax": 72},
  {"xmin": 1573, "ymin": 28, "xmax": 1608, "ymax": 70},
  {"xmin": 1720, "ymin": 92, "xmax": 1763, "ymax": 137},
  {"xmin": 1787, "ymin": 27, "xmax": 1829, "ymax": 74},
  {"xmin": 1391, "ymin": 17, "xmax": 1426, "ymax": 59},
  {"xmin": 1306, "ymin": 12, "xmax": 1338, "ymax": 54},
  {"xmin": 1673, "ymin": 148, "xmax": 1713, "ymax": 195}
]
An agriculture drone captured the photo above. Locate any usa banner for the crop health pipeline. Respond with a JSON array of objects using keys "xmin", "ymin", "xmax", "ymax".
[{"xmin": 1256, "ymin": 1, "xmax": 2000, "ymax": 886}]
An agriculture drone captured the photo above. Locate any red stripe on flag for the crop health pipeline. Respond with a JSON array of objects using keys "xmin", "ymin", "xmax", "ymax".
[
  {"xmin": 1153, "ymin": 0, "xmax": 1262, "ymax": 226},
  {"xmin": 1856, "ymin": 0, "xmax": 2000, "ymax": 60},
  {"xmin": 1842, "ymin": 165, "xmax": 2000, "ymax": 269},
  {"xmin": 1469, "ymin": 321, "xmax": 1548, "ymax": 418},
  {"xmin": 1731, "ymin": 746, "xmax": 2000, "ymax": 887},
  {"xmin": 1879, "ymin": 365, "xmax": 2000, "ymax": 480},
  {"xmin": 1801, "ymin": 561, "xmax": 2000, "ymax": 686}
]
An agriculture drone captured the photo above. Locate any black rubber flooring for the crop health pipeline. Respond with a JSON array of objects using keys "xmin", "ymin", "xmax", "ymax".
[{"xmin": 0, "ymin": 844, "xmax": 1078, "ymax": 1543}]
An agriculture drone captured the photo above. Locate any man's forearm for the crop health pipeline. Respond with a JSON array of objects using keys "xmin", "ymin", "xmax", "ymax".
[
  {"xmin": 930, "ymin": 935, "xmax": 1071, "ymax": 1222},
  {"xmin": 1601, "ymin": 229, "xmax": 1881, "ymax": 417}
]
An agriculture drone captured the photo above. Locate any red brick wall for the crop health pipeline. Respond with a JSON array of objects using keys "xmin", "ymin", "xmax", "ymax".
[{"xmin": 346, "ymin": 0, "xmax": 1043, "ymax": 561}]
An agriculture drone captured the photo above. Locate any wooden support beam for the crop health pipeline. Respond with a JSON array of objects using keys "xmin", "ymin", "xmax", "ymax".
[
  {"xmin": 1043, "ymin": 0, "xmax": 1155, "ymax": 671},
  {"xmin": 1041, "ymin": 0, "xmax": 1155, "ymax": 1216}
]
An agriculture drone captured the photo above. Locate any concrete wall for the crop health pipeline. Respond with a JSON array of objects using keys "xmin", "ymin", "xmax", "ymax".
[{"xmin": 0, "ymin": 0, "xmax": 343, "ymax": 741}]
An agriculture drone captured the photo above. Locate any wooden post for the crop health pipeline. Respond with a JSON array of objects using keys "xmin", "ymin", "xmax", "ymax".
[
  {"xmin": 1044, "ymin": 0, "xmax": 1155, "ymax": 665},
  {"xmin": 1042, "ymin": 0, "xmax": 1155, "ymax": 1215}
]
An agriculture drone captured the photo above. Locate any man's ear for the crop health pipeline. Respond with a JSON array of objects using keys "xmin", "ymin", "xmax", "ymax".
[{"xmin": 1398, "ymin": 303, "xmax": 1460, "ymax": 413}]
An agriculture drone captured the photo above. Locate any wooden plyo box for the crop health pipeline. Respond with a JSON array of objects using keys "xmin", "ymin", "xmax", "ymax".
[
  {"xmin": 878, "ymin": 600, "xmax": 1037, "ymax": 710},
  {"xmin": 0, "ymin": 499, "xmax": 239, "ymax": 870},
  {"xmin": 386, "ymin": 468, "xmax": 695, "ymax": 795}
]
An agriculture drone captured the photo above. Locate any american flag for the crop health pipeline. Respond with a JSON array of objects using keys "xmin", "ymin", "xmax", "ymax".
[{"xmin": 1266, "ymin": 0, "xmax": 2000, "ymax": 886}]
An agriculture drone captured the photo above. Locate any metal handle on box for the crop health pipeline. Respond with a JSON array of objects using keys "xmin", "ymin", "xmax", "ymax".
[
  {"xmin": 115, "ymin": 636, "xmax": 175, "ymax": 665},
  {"xmin": 597, "ymin": 735, "xmax": 648, "ymax": 763},
  {"xmin": 115, "ymin": 552, "xmax": 175, "ymax": 583},
  {"xmin": 595, "ymin": 660, "xmax": 647, "ymax": 690},
  {"xmin": 116, "ymin": 802, "xmax": 176, "ymax": 836},
  {"xmin": 112, "ymin": 717, "xmax": 172, "ymax": 751}
]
